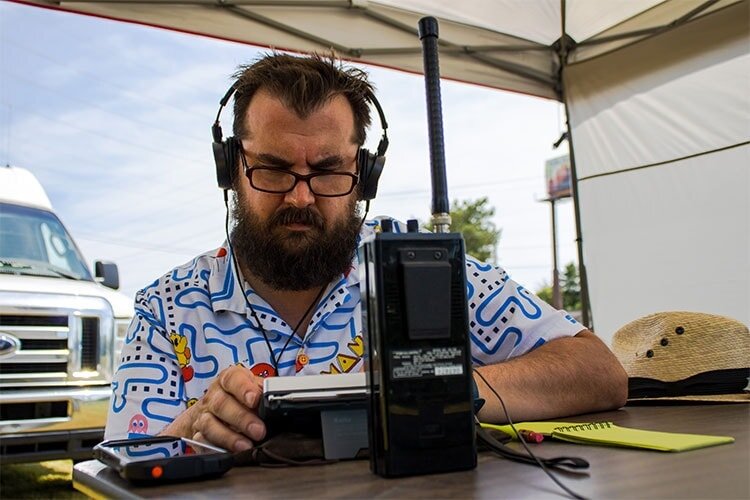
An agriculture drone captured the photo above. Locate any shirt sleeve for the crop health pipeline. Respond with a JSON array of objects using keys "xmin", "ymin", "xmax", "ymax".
[
  {"xmin": 465, "ymin": 255, "xmax": 585, "ymax": 366},
  {"xmin": 104, "ymin": 289, "xmax": 186, "ymax": 440}
]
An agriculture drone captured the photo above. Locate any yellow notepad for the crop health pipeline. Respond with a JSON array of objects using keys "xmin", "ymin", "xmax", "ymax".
[{"xmin": 482, "ymin": 421, "xmax": 734, "ymax": 452}]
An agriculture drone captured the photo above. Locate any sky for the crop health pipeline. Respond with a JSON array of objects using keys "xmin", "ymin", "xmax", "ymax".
[{"xmin": 0, "ymin": 1, "xmax": 578, "ymax": 301}]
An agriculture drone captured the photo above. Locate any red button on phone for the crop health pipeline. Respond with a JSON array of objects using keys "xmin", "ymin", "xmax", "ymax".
[{"xmin": 151, "ymin": 465, "xmax": 163, "ymax": 479}]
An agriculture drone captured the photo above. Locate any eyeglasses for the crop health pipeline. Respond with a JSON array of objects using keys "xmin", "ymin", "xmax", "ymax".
[{"xmin": 240, "ymin": 155, "xmax": 359, "ymax": 197}]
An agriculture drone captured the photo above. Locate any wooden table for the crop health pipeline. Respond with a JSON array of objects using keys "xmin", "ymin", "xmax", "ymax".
[{"xmin": 74, "ymin": 405, "xmax": 749, "ymax": 499}]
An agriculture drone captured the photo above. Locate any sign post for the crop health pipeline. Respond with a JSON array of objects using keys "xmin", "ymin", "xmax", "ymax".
[{"xmin": 543, "ymin": 155, "xmax": 572, "ymax": 310}]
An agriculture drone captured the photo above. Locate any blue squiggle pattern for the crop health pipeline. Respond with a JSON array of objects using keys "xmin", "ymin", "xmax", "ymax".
[
  {"xmin": 475, "ymin": 287, "xmax": 541, "ymax": 327},
  {"xmin": 143, "ymin": 397, "xmax": 184, "ymax": 423},
  {"xmin": 111, "ymin": 363, "xmax": 169, "ymax": 413},
  {"xmin": 471, "ymin": 327, "xmax": 522, "ymax": 355},
  {"xmin": 180, "ymin": 323, "xmax": 218, "ymax": 378},
  {"xmin": 305, "ymin": 340, "xmax": 339, "ymax": 364},
  {"xmin": 125, "ymin": 445, "xmax": 172, "ymax": 459},
  {"xmin": 146, "ymin": 325, "xmax": 177, "ymax": 361},
  {"xmin": 467, "ymin": 257, "xmax": 493, "ymax": 272},
  {"xmin": 106, "ymin": 225, "xmax": 583, "ymax": 440},
  {"xmin": 175, "ymin": 286, "xmax": 213, "ymax": 310}
]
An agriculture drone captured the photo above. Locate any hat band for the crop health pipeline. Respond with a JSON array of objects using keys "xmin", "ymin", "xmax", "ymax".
[{"xmin": 629, "ymin": 368, "xmax": 750, "ymax": 399}]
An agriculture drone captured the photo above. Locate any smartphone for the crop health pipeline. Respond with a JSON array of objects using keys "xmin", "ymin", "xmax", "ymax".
[{"xmin": 93, "ymin": 436, "xmax": 233, "ymax": 484}]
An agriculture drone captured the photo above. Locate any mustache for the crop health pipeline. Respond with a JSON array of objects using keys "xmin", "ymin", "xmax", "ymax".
[{"xmin": 270, "ymin": 207, "xmax": 325, "ymax": 230}]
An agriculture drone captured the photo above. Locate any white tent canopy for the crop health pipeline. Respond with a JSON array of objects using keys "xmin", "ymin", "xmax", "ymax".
[
  {"xmin": 17, "ymin": 0, "xmax": 750, "ymax": 342},
  {"xmin": 17, "ymin": 0, "xmax": 743, "ymax": 100}
]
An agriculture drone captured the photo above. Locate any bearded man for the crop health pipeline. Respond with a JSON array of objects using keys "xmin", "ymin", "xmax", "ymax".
[{"xmin": 105, "ymin": 53, "xmax": 627, "ymax": 452}]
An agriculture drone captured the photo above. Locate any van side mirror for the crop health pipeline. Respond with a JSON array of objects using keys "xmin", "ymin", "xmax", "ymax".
[{"xmin": 95, "ymin": 261, "xmax": 120, "ymax": 290}]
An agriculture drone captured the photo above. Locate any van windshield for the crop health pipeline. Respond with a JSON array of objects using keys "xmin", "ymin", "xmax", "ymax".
[{"xmin": 0, "ymin": 202, "xmax": 93, "ymax": 281}]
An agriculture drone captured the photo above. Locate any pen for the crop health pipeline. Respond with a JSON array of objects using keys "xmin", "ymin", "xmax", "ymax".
[{"xmin": 518, "ymin": 429, "xmax": 544, "ymax": 443}]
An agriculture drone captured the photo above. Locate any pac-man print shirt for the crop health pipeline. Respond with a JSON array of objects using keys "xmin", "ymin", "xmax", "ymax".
[{"xmin": 105, "ymin": 218, "xmax": 583, "ymax": 440}]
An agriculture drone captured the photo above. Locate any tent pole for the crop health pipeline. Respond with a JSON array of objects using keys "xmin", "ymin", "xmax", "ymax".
[
  {"xmin": 561, "ymin": 104, "xmax": 592, "ymax": 329},
  {"xmin": 557, "ymin": 0, "xmax": 592, "ymax": 329}
]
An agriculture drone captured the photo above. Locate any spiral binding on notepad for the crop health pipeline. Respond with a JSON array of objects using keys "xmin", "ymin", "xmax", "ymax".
[{"xmin": 555, "ymin": 422, "xmax": 614, "ymax": 432}]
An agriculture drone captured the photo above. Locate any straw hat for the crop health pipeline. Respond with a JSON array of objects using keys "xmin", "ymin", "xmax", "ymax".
[{"xmin": 612, "ymin": 311, "xmax": 749, "ymax": 403}]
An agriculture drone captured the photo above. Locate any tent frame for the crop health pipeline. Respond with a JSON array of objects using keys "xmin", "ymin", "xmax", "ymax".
[{"xmin": 13, "ymin": 0, "xmax": 741, "ymax": 330}]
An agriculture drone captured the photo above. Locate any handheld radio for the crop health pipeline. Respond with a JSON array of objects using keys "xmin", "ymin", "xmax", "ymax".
[{"xmin": 360, "ymin": 17, "xmax": 476, "ymax": 477}]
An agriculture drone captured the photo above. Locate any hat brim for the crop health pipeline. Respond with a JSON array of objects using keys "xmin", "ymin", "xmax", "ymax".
[{"xmin": 627, "ymin": 393, "xmax": 750, "ymax": 405}]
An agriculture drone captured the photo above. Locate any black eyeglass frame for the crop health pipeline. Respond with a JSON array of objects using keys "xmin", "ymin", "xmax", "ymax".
[{"xmin": 239, "ymin": 151, "xmax": 359, "ymax": 198}]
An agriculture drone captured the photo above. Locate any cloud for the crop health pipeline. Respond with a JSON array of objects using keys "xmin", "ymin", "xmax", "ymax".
[{"xmin": 2, "ymin": 3, "xmax": 579, "ymax": 300}]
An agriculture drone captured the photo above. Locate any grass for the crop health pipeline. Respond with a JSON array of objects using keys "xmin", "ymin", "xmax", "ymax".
[{"xmin": 0, "ymin": 460, "xmax": 86, "ymax": 499}]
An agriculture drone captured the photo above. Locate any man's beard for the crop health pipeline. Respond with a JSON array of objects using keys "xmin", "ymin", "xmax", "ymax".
[{"xmin": 230, "ymin": 194, "xmax": 361, "ymax": 291}]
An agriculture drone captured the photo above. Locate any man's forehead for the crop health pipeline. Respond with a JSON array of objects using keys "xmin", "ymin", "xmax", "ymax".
[{"xmin": 243, "ymin": 90, "xmax": 356, "ymax": 142}]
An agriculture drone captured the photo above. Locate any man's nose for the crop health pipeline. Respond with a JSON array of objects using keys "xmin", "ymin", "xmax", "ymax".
[{"xmin": 284, "ymin": 179, "xmax": 316, "ymax": 207}]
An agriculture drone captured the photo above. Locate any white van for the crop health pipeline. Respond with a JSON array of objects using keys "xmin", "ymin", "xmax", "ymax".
[{"xmin": 0, "ymin": 165, "xmax": 133, "ymax": 463}]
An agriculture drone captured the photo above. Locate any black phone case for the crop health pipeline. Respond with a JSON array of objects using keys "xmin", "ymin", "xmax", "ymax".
[{"xmin": 94, "ymin": 436, "xmax": 234, "ymax": 484}]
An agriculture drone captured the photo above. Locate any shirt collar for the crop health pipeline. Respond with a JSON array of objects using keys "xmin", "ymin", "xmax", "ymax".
[
  {"xmin": 207, "ymin": 243, "xmax": 248, "ymax": 315},
  {"xmin": 208, "ymin": 231, "xmax": 367, "ymax": 317}
]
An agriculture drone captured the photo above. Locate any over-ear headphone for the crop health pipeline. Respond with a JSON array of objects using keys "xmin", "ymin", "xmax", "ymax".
[{"xmin": 211, "ymin": 83, "xmax": 389, "ymax": 201}]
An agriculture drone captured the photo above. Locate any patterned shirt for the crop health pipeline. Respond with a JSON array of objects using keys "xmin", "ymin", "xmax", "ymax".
[{"xmin": 105, "ymin": 219, "xmax": 583, "ymax": 440}]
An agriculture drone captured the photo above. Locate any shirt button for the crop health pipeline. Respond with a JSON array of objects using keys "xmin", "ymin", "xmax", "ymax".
[{"xmin": 295, "ymin": 353, "xmax": 309, "ymax": 373}]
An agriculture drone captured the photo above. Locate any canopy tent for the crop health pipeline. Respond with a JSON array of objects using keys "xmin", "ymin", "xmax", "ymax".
[
  {"xmin": 15, "ymin": 0, "xmax": 750, "ymax": 343},
  {"xmin": 15, "ymin": 0, "xmax": 744, "ymax": 100}
]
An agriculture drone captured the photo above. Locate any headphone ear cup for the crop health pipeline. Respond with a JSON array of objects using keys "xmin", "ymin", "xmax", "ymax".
[
  {"xmin": 214, "ymin": 137, "xmax": 237, "ymax": 190},
  {"xmin": 358, "ymin": 148, "xmax": 385, "ymax": 201}
]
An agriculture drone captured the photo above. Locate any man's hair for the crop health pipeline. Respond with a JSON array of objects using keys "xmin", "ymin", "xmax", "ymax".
[{"xmin": 232, "ymin": 53, "xmax": 375, "ymax": 146}]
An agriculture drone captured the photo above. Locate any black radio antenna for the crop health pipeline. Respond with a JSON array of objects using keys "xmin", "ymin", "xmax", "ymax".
[{"xmin": 418, "ymin": 16, "xmax": 451, "ymax": 234}]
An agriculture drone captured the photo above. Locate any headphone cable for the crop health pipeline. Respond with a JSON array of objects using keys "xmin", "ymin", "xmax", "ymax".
[
  {"xmin": 474, "ymin": 369, "xmax": 588, "ymax": 500},
  {"xmin": 270, "ymin": 200, "xmax": 371, "ymax": 364},
  {"xmin": 222, "ymin": 191, "xmax": 368, "ymax": 373},
  {"xmin": 224, "ymin": 190, "xmax": 328, "ymax": 372}
]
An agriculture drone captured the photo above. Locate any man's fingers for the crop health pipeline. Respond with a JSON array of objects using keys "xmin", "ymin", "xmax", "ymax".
[
  {"xmin": 184, "ymin": 365, "xmax": 267, "ymax": 451},
  {"xmin": 201, "ymin": 387, "xmax": 266, "ymax": 442},
  {"xmin": 218, "ymin": 365, "xmax": 264, "ymax": 409},
  {"xmin": 192, "ymin": 412, "xmax": 254, "ymax": 453}
]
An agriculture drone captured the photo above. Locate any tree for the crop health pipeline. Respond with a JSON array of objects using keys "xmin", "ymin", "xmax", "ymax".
[
  {"xmin": 537, "ymin": 261, "xmax": 581, "ymax": 311},
  {"xmin": 423, "ymin": 197, "xmax": 501, "ymax": 262},
  {"xmin": 536, "ymin": 284, "xmax": 553, "ymax": 305},
  {"xmin": 561, "ymin": 261, "xmax": 582, "ymax": 311}
]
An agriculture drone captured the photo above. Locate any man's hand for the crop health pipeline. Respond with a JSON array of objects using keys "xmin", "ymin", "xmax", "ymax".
[{"xmin": 158, "ymin": 365, "xmax": 266, "ymax": 452}]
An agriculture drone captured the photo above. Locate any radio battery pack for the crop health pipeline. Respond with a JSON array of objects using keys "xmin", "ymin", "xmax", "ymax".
[{"xmin": 360, "ymin": 227, "xmax": 476, "ymax": 477}]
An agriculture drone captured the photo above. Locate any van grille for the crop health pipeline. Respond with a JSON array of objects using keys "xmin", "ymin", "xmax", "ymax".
[
  {"xmin": 0, "ymin": 401, "xmax": 69, "ymax": 421},
  {"xmin": 0, "ymin": 363, "xmax": 68, "ymax": 375},
  {"xmin": 20, "ymin": 338, "xmax": 68, "ymax": 350},
  {"xmin": 0, "ymin": 296, "xmax": 110, "ymax": 386},
  {"xmin": 0, "ymin": 315, "xmax": 67, "ymax": 327},
  {"xmin": 81, "ymin": 317, "xmax": 99, "ymax": 370}
]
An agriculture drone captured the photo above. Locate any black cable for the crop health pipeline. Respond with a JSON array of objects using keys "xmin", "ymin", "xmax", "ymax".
[
  {"xmin": 475, "ymin": 423, "xmax": 587, "ymax": 471},
  {"xmin": 474, "ymin": 369, "xmax": 588, "ymax": 500},
  {"xmin": 273, "ymin": 284, "xmax": 328, "ymax": 368},
  {"xmin": 223, "ymin": 191, "xmax": 274, "ymax": 366},
  {"xmin": 222, "ymin": 190, "xmax": 369, "ymax": 373},
  {"xmin": 269, "ymin": 199, "xmax": 370, "ymax": 363},
  {"xmin": 359, "ymin": 201, "xmax": 370, "ymax": 238},
  {"xmin": 223, "ymin": 190, "xmax": 321, "ymax": 372}
]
